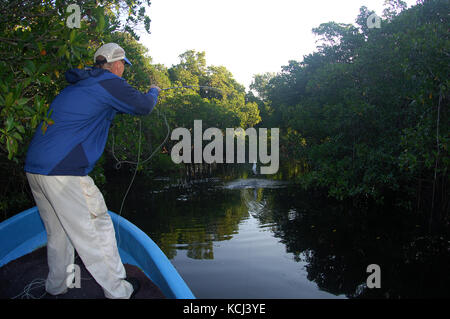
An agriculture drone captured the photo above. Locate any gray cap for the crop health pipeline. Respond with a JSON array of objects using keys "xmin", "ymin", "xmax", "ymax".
[{"xmin": 94, "ymin": 43, "xmax": 132, "ymax": 65}]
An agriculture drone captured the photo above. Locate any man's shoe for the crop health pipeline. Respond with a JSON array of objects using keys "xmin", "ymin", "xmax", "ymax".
[{"xmin": 125, "ymin": 277, "xmax": 140, "ymax": 299}]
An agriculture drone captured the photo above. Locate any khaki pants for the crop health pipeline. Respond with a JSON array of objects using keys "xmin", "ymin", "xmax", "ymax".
[{"xmin": 26, "ymin": 173, "xmax": 133, "ymax": 299}]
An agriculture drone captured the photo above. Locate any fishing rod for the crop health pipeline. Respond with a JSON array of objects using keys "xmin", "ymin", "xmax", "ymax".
[{"xmin": 160, "ymin": 85, "xmax": 224, "ymax": 92}]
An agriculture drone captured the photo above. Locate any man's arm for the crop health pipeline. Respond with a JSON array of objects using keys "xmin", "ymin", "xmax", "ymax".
[{"xmin": 99, "ymin": 77, "xmax": 159, "ymax": 115}]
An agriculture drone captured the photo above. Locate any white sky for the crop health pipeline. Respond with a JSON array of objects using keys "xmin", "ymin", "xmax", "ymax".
[{"xmin": 139, "ymin": 0, "xmax": 417, "ymax": 90}]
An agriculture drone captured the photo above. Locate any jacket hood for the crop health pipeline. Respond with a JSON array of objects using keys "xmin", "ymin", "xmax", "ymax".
[{"xmin": 65, "ymin": 67, "xmax": 110, "ymax": 84}]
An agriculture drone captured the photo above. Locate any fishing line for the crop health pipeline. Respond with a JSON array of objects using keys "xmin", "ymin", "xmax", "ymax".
[
  {"xmin": 111, "ymin": 108, "xmax": 170, "ymax": 168},
  {"xmin": 11, "ymin": 278, "xmax": 47, "ymax": 299},
  {"xmin": 113, "ymin": 107, "xmax": 170, "ymax": 248},
  {"xmin": 111, "ymin": 86, "xmax": 221, "ymax": 168},
  {"xmin": 115, "ymin": 119, "xmax": 141, "ymax": 246},
  {"xmin": 113, "ymin": 85, "xmax": 223, "ymax": 246},
  {"xmin": 12, "ymin": 253, "xmax": 92, "ymax": 299}
]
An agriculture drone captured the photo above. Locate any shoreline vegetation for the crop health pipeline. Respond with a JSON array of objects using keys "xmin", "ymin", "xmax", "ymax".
[{"xmin": 0, "ymin": 0, "xmax": 448, "ymax": 280}]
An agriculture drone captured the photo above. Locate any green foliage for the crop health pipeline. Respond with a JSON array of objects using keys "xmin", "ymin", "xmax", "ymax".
[
  {"xmin": 167, "ymin": 51, "xmax": 261, "ymax": 128},
  {"xmin": 0, "ymin": 0, "xmax": 153, "ymax": 162},
  {"xmin": 253, "ymin": 0, "xmax": 449, "ymax": 218},
  {"xmin": 0, "ymin": 0, "xmax": 153, "ymax": 219}
]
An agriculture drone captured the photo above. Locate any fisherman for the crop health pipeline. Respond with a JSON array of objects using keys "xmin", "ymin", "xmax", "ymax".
[{"xmin": 24, "ymin": 43, "xmax": 160, "ymax": 299}]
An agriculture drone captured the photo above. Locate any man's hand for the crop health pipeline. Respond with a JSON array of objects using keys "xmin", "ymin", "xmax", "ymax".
[{"xmin": 150, "ymin": 84, "xmax": 161, "ymax": 93}]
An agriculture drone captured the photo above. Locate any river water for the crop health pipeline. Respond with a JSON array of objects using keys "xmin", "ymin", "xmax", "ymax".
[{"xmin": 103, "ymin": 170, "xmax": 449, "ymax": 299}]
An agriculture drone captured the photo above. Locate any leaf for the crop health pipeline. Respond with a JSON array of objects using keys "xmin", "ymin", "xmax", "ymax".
[
  {"xmin": 6, "ymin": 136, "xmax": 18, "ymax": 159},
  {"xmin": 12, "ymin": 132, "xmax": 22, "ymax": 142},
  {"xmin": 25, "ymin": 60, "xmax": 36, "ymax": 74},
  {"xmin": 34, "ymin": 96, "xmax": 42, "ymax": 110},
  {"xmin": 16, "ymin": 97, "xmax": 30, "ymax": 106},
  {"xmin": 16, "ymin": 125, "xmax": 25, "ymax": 134},
  {"xmin": 24, "ymin": 106, "xmax": 34, "ymax": 115},
  {"xmin": 22, "ymin": 78, "xmax": 32, "ymax": 88},
  {"xmin": 31, "ymin": 115, "xmax": 38, "ymax": 128},
  {"xmin": 37, "ymin": 63, "xmax": 49, "ymax": 74},
  {"xmin": 40, "ymin": 75, "xmax": 51, "ymax": 84},
  {"xmin": 57, "ymin": 45, "xmax": 67, "ymax": 58},
  {"xmin": 5, "ymin": 92, "xmax": 14, "ymax": 107},
  {"xmin": 70, "ymin": 29, "xmax": 76, "ymax": 43},
  {"xmin": 5, "ymin": 117, "xmax": 14, "ymax": 131},
  {"xmin": 96, "ymin": 14, "xmax": 105, "ymax": 33},
  {"xmin": 23, "ymin": 66, "xmax": 32, "ymax": 77},
  {"xmin": 72, "ymin": 49, "xmax": 81, "ymax": 60}
]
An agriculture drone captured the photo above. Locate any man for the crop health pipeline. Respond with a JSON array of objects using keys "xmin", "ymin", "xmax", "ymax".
[{"xmin": 24, "ymin": 43, "xmax": 160, "ymax": 299}]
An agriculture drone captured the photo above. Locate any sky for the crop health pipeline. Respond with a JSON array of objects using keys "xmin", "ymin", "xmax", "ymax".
[{"xmin": 138, "ymin": 0, "xmax": 418, "ymax": 90}]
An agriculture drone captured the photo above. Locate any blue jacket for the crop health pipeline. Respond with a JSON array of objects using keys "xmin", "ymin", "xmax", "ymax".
[{"xmin": 24, "ymin": 67, "xmax": 159, "ymax": 176}]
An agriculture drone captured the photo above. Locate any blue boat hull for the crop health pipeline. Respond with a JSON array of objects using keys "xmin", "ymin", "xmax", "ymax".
[{"xmin": 0, "ymin": 206, "xmax": 195, "ymax": 299}]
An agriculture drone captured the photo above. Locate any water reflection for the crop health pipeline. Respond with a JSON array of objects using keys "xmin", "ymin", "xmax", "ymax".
[
  {"xmin": 103, "ymin": 172, "xmax": 449, "ymax": 298},
  {"xmin": 257, "ymin": 188, "xmax": 449, "ymax": 299},
  {"xmin": 222, "ymin": 178, "xmax": 289, "ymax": 190}
]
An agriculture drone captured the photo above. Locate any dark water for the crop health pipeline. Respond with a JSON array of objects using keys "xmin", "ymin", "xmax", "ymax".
[{"xmin": 103, "ymin": 171, "xmax": 450, "ymax": 299}]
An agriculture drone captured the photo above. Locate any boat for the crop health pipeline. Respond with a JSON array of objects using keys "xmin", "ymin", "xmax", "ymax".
[{"xmin": 0, "ymin": 206, "xmax": 195, "ymax": 299}]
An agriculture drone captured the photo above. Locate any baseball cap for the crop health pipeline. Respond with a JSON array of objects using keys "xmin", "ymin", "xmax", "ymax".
[{"xmin": 94, "ymin": 43, "xmax": 132, "ymax": 66}]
